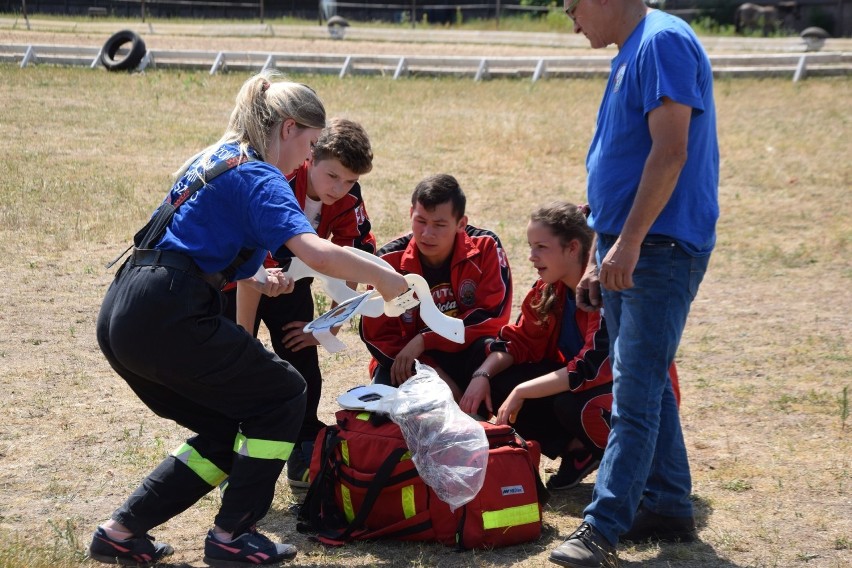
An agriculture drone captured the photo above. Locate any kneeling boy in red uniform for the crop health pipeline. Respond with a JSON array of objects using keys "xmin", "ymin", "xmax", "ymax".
[{"xmin": 360, "ymin": 174, "xmax": 512, "ymax": 403}]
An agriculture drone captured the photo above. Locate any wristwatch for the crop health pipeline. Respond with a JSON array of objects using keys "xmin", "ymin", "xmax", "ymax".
[{"xmin": 471, "ymin": 370, "xmax": 491, "ymax": 380}]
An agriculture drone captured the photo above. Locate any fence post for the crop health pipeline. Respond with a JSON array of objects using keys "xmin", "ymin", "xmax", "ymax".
[
  {"xmin": 340, "ymin": 55, "xmax": 353, "ymax": 78},
  {"xmin": 90, "ymin": 47, "xmax": 103, "ymax": 68},
  {"xmin": 394, "ymin": 57, "xmax": 407, "ymax": 79},
  {"xmin": 138, "ymin": 51, "xmax": 153, "ymax": 71},
  {"xmin": 532, "ymin": 59, "xmax": 546, "ymax": 82},
  {"xmin": 210, "ymin": 52, "xmax": 226, "ymax": 75},
  {"xmin": 475, "ymin": 58, "xmax": 488, "ymax": 81},
  {"xmin": 792, "ymin": 54, "xmax": 807, "ymax": 82},
  {"xmin": 20, "ymin": 45, "xmax": 36, "ymax": 68}
]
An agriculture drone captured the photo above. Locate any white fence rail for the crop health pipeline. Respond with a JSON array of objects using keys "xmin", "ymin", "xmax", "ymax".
[{"xmin": 2, "ymin": 44, "xmax": 851, "ymax": 81}]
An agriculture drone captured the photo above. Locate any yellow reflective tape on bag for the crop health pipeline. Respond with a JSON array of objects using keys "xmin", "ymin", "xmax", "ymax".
[
  {"xmin": 232, "ymin": 433, "xmax": 293, "ymax": 460},
  {"xmin": 481, "ymin": 503, "xmax": 541, "ymax": 530},
  {"xmin": 401, "ymin": 485, "xmax": 416, "ymax": 519},
  {"xmin": 341, "ymin": 440, "xmax": 350, "ymax": 466},
  {"xmin": 171, "ymin": 443, "xmax": 227, "ymax": 487},
  {"xmin": 341, "ymin": 485, "xmax": 355, "ymax": 523},
  {"xmin": 356, "ymin": 412, "xmax": 371, "ymax": 420}
]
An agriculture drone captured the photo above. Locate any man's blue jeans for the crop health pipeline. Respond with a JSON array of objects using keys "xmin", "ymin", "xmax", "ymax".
[{"xmin": 584, "ymin": 234, "xmax": 710, "ymax": 546}]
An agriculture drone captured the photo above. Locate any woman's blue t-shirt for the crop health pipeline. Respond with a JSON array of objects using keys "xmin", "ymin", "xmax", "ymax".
[{"xmin": 156, "ymin": 143, "xmax": 315, "ymax": 280}]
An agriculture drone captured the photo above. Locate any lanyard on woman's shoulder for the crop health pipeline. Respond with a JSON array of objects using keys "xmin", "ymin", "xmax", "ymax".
[{"xmin": 105, "ymin": 153, "xmax": 256, "ymax": 269}]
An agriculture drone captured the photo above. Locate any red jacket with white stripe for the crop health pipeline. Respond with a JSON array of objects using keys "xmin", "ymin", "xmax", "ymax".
[{"xmin": 360, "ymin": 225, "xmax": 512, "ymax": 371}]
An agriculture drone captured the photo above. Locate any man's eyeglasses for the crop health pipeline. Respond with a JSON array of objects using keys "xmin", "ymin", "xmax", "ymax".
[{"xmin": 564, "ymin": 0, "xmax": 581, "ymax": 22}]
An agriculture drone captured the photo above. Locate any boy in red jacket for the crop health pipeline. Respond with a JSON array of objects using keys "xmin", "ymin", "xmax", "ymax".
[{"xmin": 360, "ymin": 174, "xmax": 512, "ymax": 402}]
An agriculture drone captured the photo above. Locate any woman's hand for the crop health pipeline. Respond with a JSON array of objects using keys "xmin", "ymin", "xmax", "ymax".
[
  {"xmin": 374, "ymin": 269, "xmax": 409, "ymax": 302},
  {"xmin": 253, "ymin": 268, "xmax": 295, "ymax": 297}
]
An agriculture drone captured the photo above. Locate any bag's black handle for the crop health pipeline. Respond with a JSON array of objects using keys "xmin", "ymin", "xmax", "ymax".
[
  {"xmin": 513, "ymin": 431, "xmax": 550, "ymax": 506},
  {"xmin": 298, "ymin": 427, "xmax": 341, "ymax": 529},
  {"xmin": 300, "ymin": 443, "xmax": 411, "ymax": 543},
  {"xmin": 331, "ymin": 445, "xmax": 410, "ymax": 542}
]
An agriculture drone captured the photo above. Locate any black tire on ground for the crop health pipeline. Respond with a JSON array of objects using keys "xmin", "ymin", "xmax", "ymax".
[{"xmin": 100, "ymin": 30, "xmax": 146, "ymax": 72}]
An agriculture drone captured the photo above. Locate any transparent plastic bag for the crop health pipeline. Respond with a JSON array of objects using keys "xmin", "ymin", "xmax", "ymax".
[{"xmin": 364, "ymin": 361, "xmax": 489, "ymax": 511}]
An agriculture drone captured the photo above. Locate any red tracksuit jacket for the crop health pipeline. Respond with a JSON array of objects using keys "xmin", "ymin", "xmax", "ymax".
[{"xmin": 360, "ymin": 225, "xmax": 512, "ymax": 371}]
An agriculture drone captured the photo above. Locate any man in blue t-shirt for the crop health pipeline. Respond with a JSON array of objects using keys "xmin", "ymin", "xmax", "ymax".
[{"xmin": 550, "ymin": 2, "xmax": 719, "ymax": 567}]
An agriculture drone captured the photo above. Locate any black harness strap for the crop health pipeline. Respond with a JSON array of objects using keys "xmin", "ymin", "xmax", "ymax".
[
  {"xmin": 135, "ymin": 155, "xmax": 254, "ymax": 250},
  {"xmin": 106, "ymin": 154, "xmax": 256, "ymax": 279}
]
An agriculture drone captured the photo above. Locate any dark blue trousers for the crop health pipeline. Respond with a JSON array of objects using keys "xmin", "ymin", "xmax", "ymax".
[{"xmin": 96, "ymin": 255, "xmax": 306, "ymax": 536}]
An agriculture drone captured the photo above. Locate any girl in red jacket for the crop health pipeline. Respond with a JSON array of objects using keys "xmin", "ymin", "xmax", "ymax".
[{"xmin": 459, "ymin": 201, "xmax": 679, "ymax": 490}]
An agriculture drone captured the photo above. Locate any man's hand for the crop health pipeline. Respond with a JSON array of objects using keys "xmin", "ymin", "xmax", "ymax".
[
  {"xmin": 576, "ymin": 264, "xmax": 602, "ymax": 312},
  {"xmin": 390, "ymin": 334, "xmax": 425, "ymax": 385},
  {"xmin": 459, "ymin": 376, "xmax": 492, "ymax": 417},
  {"xmin": 599, "ymin": 237, "xmax": 640, "ymax": 292},
  {"xmin": 496, "ymin": 390, "xmax": 524, "ymax": 425},
  {"xmin": 281, "ymin": 321, "xmax": 322, "ymax": 352}
]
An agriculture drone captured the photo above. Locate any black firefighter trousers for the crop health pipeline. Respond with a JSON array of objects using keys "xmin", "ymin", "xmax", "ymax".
[{"xmin": 96, "ymin": 257, "xmax": 306, "ymax": 536}]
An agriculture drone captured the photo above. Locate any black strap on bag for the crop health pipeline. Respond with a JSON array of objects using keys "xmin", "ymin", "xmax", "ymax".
[
  {"xmin": 297, "ymin": 427, "xmax": 347, "ymax": 533},
  {"xmin": 327, "ymin": 446, "xmax": 411, "ymax": 543},
  {"xmin": 483, "ymin": 425, "xmax": 549, "ymax": 506},
  {"xmin": 514, "ymin": 432, "xmax": 550, "ymax": 507},
  {"xmin": 105, "ymin": 154, "xmax": 255, "ymax": 269},
  {"xmin": 297, "ymin": 430, "xmax": 430, "ymax": 545}
]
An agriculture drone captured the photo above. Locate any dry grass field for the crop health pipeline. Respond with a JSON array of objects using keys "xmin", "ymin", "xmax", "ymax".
[{"xmin": 0, "ymin": 22, "xmax": 850, "ymax": 568}]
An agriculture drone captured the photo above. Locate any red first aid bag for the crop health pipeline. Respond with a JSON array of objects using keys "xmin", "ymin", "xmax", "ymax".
[{"xmin": 296, "ymin": 409, "xmax": 548, "ymax": 550}]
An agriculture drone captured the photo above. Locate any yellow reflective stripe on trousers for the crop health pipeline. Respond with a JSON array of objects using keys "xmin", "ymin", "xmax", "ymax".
[
  {"xmin": 171, "ymin": 443, "xmax": 227, "ymax": 487},
  {"xmin": 481, "ymin": 503, "xmax": 540, "ymax": 530},
  {"xmin": 233, "ymin": 433, "xmax": 293, "ymax": 460}
]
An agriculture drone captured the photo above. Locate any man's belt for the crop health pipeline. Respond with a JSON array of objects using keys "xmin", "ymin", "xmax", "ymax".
[{"xmin": 130, "ymin": 248, "xmax": 226, "ymax": 289}]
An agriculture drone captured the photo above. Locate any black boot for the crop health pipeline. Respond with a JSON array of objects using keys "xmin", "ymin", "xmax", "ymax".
[{"xmin": 621, "ymin": 505, "xmax": 696, "ymax": 543}]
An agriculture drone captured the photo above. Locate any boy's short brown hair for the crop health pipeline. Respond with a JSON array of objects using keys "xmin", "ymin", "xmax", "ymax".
[
  {"xmin": 311, "ymin": 118, "xmax": 373, "ymax": 175},
  {"xmin": 411, "ymin": 174, "xmax": 466, "ymax": 220}
]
